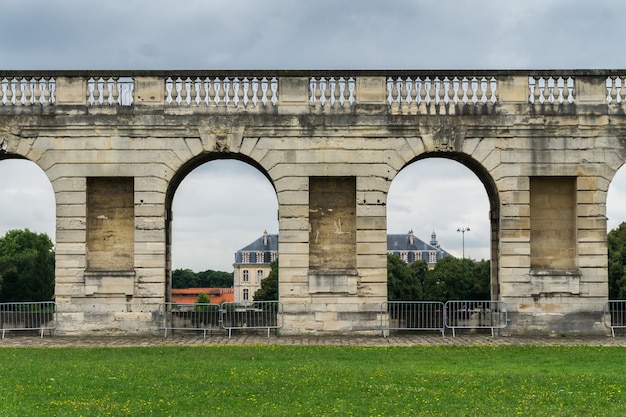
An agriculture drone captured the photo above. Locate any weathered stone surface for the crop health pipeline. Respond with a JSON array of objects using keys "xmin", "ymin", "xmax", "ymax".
[{"xmin": 1, "ymin": 70, "xmax": 623, "ymax": 336}]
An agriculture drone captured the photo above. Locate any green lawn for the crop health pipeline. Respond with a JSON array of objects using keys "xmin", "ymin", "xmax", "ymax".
[{"xmin": 0, "ymin": 345, "xmax": 624, "ymax": 416}]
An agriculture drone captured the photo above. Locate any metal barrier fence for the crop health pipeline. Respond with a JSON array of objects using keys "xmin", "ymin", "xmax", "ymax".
[
  {"xmin": 381, "ymin": 301, "xmax": 445, "ymax": 337},
  {"xmin": 0, "ymin": 301, "xmax": 57, "ymax": 339},
  {"xmin": 445, "ymin": 300, "xmax": 508, "ymax": 337},
  {"xmin": 158, "ymin": 301, "xmax": 283, "ymax": 338},
  {"xmin": 603, "ymin": 300, "xmax": 626, "ymax": 337},
  {"xmin": 221, "ymin": 301, "xmax": 283, "ymax": 338},
  {"xmin": 158, "ymin": 302, "xmax": 223, "ymax": 337}
]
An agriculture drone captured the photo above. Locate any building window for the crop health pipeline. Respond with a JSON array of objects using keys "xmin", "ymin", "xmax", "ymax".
[
  {"xmin": 243, "ymin": 289, "xmax": 249, "ymax": 301},
  {"xmin": 400, "ymin": 251, "xmax": 408, "ymax": 263},
  {"xmin": 270, "ymin": 252, "xmax": 277, "ymax": 262},
  {"xmin": 257, "ymin": 270, "xmax": 264, "ymax": 282},
  {"xmin": 256, "ymin": 252, "xmax": 264, "ymax": 263},
  {"xmin": 243, "ymin": 270, "xmax": 249, "ymax": 282},
  {"xmin": 428, "ymin": 252, "xmax": 437, "ymax": 264},
  {"xmin": 241, "ymin": 252, "xmax": 250, "ymax": 263}
]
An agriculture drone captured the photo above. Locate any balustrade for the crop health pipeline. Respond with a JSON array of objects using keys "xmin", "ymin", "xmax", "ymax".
[
  {"xmin": 4, "ymin": 71, "xmax": 626, "ymax": 112},
  {"xmin": 606, "ymin": 76, "xmax": 625, "ymax": 104},
  {"xmin": 528, "ymin": 76, "xmax": 575, "ymax": 104},
  {"xmin": 0, "ymin": 76, "xmax": 55, "ymax": 105},
  {"xmin": 309, "ymin": 77, "xmax": 355, "ymax": 107},
  {"xmin": 87, "ymin": 77, "xmax": 133, "ymax": 106},
  {"xmin": 165, "ymin": 76, "xmax": 278, "ymax": 107},
  {"xmin": 386, "ymin": 75, "xmax": 498, "ymax": 114}
]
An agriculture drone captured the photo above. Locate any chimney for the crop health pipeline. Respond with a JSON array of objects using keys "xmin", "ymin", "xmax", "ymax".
[
  {"xmin": 408, "ymin": 229, "xmax": 414, "ymax": 245},
  {"xmin": 263, "ymin": 230, "xmax": 268, "ymax": 246}
]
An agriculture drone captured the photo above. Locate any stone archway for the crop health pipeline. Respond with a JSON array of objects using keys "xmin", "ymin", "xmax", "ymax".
[
  {"xmin": 390, "ymin": 152, "xmax": 500, "ymax": 299},
  {"xmin": 164, "ymin": 153, "xmax": 277, "ymax": 302}
]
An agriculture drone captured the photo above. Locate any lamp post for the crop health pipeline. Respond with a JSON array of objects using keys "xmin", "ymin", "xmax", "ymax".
[{"xmin": 457, "ymin": 227, "xmax": 470, "ymax": 300}]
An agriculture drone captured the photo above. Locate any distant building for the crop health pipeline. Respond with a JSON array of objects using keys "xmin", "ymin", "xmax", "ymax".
[
  {"xmin": 171, "ymin": 287, "xmax": 234, "ymax": 305},
  {"xmin": 233, "ymin": 230, "xmax": 278, "ymax": 302},
  {"xmin": 387, "ymin": 230, "xmax": 453, "ymax": 269},
  {"xmin": 233, "ymin": 229, "xmax": 451, "ymax": 301}
]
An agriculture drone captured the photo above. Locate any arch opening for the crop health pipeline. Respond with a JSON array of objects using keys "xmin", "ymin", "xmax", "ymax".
[
  {"xmin": 166, "ymin": 154, "xmax": 278, "ymax": 304},
  {"xmin": 387, "ymin": 153, "xmax": 499, "ymax": 301},
  {"xmin": 0, "ymin": 157, "xmax": 56, "ymax": 302},
  {"xmin": 606, "ymin": 163, "xmax": 626, "ymax": 300}
]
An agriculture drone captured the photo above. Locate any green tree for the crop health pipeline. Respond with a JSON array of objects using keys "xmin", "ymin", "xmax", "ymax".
[
  {"xmin": 172, "ymin": 268, "xmax": 233, "ymax": 288},
  {"xmin": 466, "ymin": 259, "xmax": 491, "ymax": 300},
  {"xmin": 0, "ymin": 229, "xmax": 55, "ymax": 302},
  {"xmin": 387, "ymin": 254, "xmax": 423, "ymax": 301},
  {"xmin": 420, "ymin": 257, "xmax": 490, "ymax": 302},
  {"xmin": 608, "ymin": 222, "xmax": 626, "ymax": 299},
  {"xmin": 254, "ymin": 260, "xmax": 278, "ymax": 301},
  {"xmin": 194, "ymin": 292, "xmax": 211, "ymax": 312}
]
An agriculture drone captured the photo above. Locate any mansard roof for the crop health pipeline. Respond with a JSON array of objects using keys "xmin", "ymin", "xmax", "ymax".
[
  {"xmin": 386, "ymin": 232, "xmax": 454, "ymax": 258},
  {"xmin": 236, "ymin": 232, "xmax": 278, "ymax": 253}
]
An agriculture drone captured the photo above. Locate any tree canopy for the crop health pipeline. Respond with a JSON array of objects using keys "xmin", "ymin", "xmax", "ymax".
[
  {"xmin": 608, "ymin": 222, "xmax": 626, "ymax": 299},
  {"xmin": 172, "ymin": 268, "xmax": 233, "ymax": 288},
  {"xmin": 0, "ymin": 229, "xmax": 55, "ymax": 302},
  {"xmin": 387, "ymin": 254, "xmax": 490, "ymax": 302},
  {"xmin": 253, "ymin": 260, "xmax": 278, "ymax": 301}
]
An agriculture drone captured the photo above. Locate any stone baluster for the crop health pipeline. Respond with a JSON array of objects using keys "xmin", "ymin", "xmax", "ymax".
[
  {"xmin": 23, "ymin": 78, "xmax": 33, "ymax": 105},
  {"xmin": 488, "ymin": 76, "xmax": 496, "ymax": 103},
  {"xmin": 14, "ymin": 78, "xmax": 23, "ymax": 106},
  {"xmin": 469, "ymin": 77, "xmax": 477, "ymax": 104},
  {"xmin": 607, "ymin": 76, "xmax": 616, "ymax": 103},
  {"xmin": 246, "ymin": 77, "xmax": 254, "ymax": 106},
  {"xmin": 0, "ymin": 78, "xmax": 5, "ymax": 105},
  {"xmin": 556, "ymin": 77, "xmax": 565, "ymax": 104},
  {"xmin": 417, "ymin": 77, "xmax": 426, "ymax": 113},
  {"xmin": 408, "ymin": 78, "xmax": 418, "ymax": 113},
  {"xmin": 223, "ymin": 77, "xmax": 232, "ymax": 106},
  {"xmin": 329, "ymin": 77, "xmax": 338, "ymax": 107},
  {"xmin": 42, "ymin": 78, "xmax": 52, "ymax": 105},
  {"xmin": 106, "ymin": 77, "xmax": 114, "ymax": 105},
  {"xmin": 97, "ymin": 78, "xmax": 105, "ymax": 105},
  {"xmin": 165, "ymin": 77, "xmax": 173, "ymax": 105},
  {"xmin": 32, "ymin": 78, "xmax": 42, "ymax": 105},
  {"xmin": 206, "ymin": 77, "xmax": 215, "ymax": 106},
  {"xmin": 387, "ymin": 77, "xmax": 398, "ymax": 112},
  {"xmin": 184, "ymin": 77, "xmax": 193, "ymax": 105},
  {"xmin": 401, "ymin": 77, "xmax": 411, "ymax": 113},
  {"xmin": 546, "ymin": 77, "xmax": 553, "ymax": 103},
  {"xmin": 262, "ymin": 77, "xmax": 270, "ymax": 106},
  {"xmin": 324, "ymin": 77, "xmax": 333, "ymax": 106},
  {"xmin": 615, "ymin": 77, "xmax": 621, "ymax": 103},
  {"xmin": 199, "ymin": 78, "xmax": 208, "ymax": 105},
  {"xmin": 110, "ymin": 78, "xmax": 119, "ymax": 105},
  {"xmin": 385, "ymin": 77, "xmax": 393, "ymax": 105},
  {"xmin": 251, "ymin": 77, "xmax": 259, "ymax": 107},
  {"xmin": 533, "ymin": 77, "xmax": 540, "ymax": 104},
  {"xmin": 312, "ymin": 77, "xmax": 321, "ymax": 107},
  {"xmin": 104, "ymin": 78, "xmax": 112, "ymax": 105},
  {"xmin": 230, "ymin": 77, "xmax": 238, "ymax": 107},
  {"xmin": 6, "ymin": 78, "xmax": 14, "ymax": 105},
  {"xmin": 347, "ymin": 77, "xmax": 355, "ymax": 104},
  {"xmin": 337, "ymin": 77, "xmax": 345, "ymax": 106},
  {"xmin": 483, "ymin": 77, "xmax": 491, "ymax": 104},
  {"xmin": 478, "ymin": 77, "xmax": 487, "ymax": 104},
  {"xmin": 239, "ymin": 77, "xmax": 246, "ymax": 106},
  {"xmin": 190, "ymin": 78, "xmax": 198, "ymax": 106},
  {"xmin": 239, "ymin": 77, "xmax": 250, "ymax": 107},
  {"xmin": 424, "ymin": 77, "xmax": 436, "ymax": 114},
  {"xmin": 437, "ymin": 77, "xmax": 445, "ymax": 113},
  {"xmin": 270, "ymin": 77, "xmax": 278, "ymax": 106}
]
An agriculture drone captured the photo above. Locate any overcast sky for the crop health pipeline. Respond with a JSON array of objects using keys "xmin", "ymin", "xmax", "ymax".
[{"xmin": 1, "ymin": 0, "xmax": 626, "ymax": 272}]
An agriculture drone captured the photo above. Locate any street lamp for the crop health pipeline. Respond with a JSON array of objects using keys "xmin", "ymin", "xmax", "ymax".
[{"xmin": 457, "ymin": 227, "xmax": 470, "ymax": 299}]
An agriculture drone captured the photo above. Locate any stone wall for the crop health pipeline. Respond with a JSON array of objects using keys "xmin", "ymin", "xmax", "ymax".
[{"xmin": 0, "ymin": 70, "xmax": 624, "ymax": 335}]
